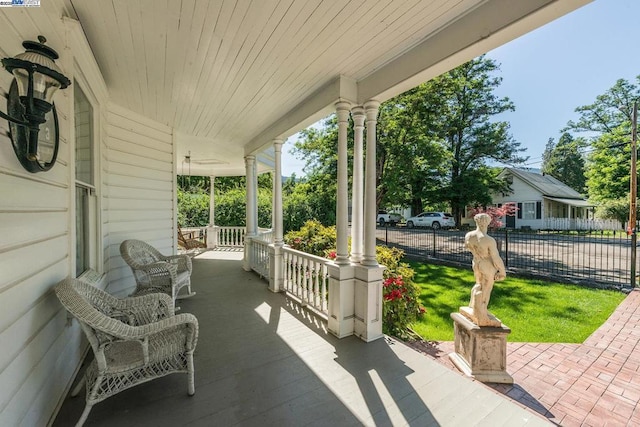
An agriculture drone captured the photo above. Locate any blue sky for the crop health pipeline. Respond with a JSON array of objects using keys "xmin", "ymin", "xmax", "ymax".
[{"xmin": 282, "ymin": 0, "xmax": 640, "ymax": 176}]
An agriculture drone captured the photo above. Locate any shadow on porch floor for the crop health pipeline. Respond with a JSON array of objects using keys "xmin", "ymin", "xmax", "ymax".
[{"xmin": 53, "ymin": 250, "xmax": 549, "ymax": 426}]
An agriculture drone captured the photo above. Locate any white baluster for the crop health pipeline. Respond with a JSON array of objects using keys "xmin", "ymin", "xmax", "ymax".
[
  {"xmin": 321, "ymin": 263, "xmax": 328, "ymax": 312},
  {"xmin": 313, "ymin": 260, "xmax": 320, "ymax": 308}
]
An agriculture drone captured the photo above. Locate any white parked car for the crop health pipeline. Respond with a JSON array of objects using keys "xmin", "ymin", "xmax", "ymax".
[
  {"xmin": 406, "ymin": 212, "xmax": 455, "ymax": 229},
  {"xmin": 377, "ymin": 210, "xmax": 402, "ymax": 226}
]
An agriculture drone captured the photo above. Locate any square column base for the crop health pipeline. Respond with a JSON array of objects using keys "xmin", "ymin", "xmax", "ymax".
[
  {"xmin": 327, "ymin": 263, "xmax": 355, "ymax": 339},
  {"xmin": 206, "ymin": 225, "xmax": 219, "ymax": 249},
  {"xmin": 353, "ymin": 264, "xmax": 385, "ymax": 342},
  {"xmin": 449, "ymin": 312, "xmax": 513, "ymax": 384},
  {"xmin": 242, "ymin": 237, "xmax": 252, "ymax": 272},
  {"xmin": 268, "ymin": 244, "xmax": 284, "ymax": 293}
]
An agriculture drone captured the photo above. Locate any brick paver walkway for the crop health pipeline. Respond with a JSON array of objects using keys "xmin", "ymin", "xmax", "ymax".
[{"xmin": 409, "ymin": 289, "xmax": 640, "ymax": 426}]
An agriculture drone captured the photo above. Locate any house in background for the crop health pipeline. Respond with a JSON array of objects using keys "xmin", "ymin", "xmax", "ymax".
[
  {"xmin": 463, "ymin": 168, "xmax": 618, "ymax": 230},
  {"xmin": 496, "ymin": 168, "xmax": 593, "ymax": 230},
  {"xmin": 0, "ymin": 1, "xmax": 593, "ymax": 426}
]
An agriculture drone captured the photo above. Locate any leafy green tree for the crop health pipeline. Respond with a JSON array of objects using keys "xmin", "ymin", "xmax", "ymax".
[
  {"xmin": 594, "ymin": 197, "xmax": 636, "ymax": 226},
  {"xmin": 283, "ymin": 175, "xmax": 336, "ymax": 232},
  {"xmin": 290, "ymin": 117, "xmax": 343, "ymax": 229},
  {"xmin": 585, "ymin": 128, "xmax": 632, "ymax": 203},
  {"xmin": 214, "ymin": 187, "xmax": 272, "ymax": 228},
  {"xmin": 294, "ymin": 118, "xmax": 343, "ymax": 177},
  {"xmin": 427, "ymin": 56, "xmax": 526, "ymax": 224},
  {"xmin": 541, "ymin": 132, "xmax": 587, "ymax": 193},
  {"xmin": 292, "ymin": 56, "xmax": 524, "ymax": 226},
  {"xmin": 376, "ymin": 86, "xmax": 449, "ymax": 213},
  {"xmin": 566, "ymin": 77, "xmax": 640, "ymax": 202}
]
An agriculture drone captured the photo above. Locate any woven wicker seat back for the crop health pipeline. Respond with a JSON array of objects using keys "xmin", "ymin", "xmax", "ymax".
[
  {"xmin": 119, "ymin": 239, "xmax": 195, "ymax": 304},
  {"xmin": 54, "ymin": 278, "xmax": 198, "ymax": 427}
]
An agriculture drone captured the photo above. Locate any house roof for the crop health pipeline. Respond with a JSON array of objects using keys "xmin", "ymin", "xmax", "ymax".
[
  {"xmin": 545, "ymin": 197, "xmax": 594, "ymax": 207},
  {"xmin": 502, "ymin": 168, "xmax": 586, "ymax": 199},
  {"xmin": 65, "ymin": 0, "xmax": 591, "ymax": 176}
]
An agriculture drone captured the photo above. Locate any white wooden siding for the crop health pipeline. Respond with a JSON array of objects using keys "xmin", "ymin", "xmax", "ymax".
[
  {"xmin": 104, "ymin": 104, "xmax": 175, "ymax": 297},
  {"xmin": 0, "ymin": 17, "xmax": 177, "ymax": 424},
  {"xmin": 0, "ymin": 11, "xmax": 119, "ymax": 427},
  {"xmin": 0, "ymin": 5, "xmax": 78, "ymax": 426},
  {"xmin": 493, "ymin": 175, "xmax": 544, "ymax": 229}
]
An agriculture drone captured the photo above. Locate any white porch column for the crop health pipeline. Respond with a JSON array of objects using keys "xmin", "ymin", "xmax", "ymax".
[
  {"xmin": 362, "ymin": 100, "xmax": 380, "ymax": 266},
  {"xmin": 328, "ymin": 101, "xmax": 355, "ymax": 339},
  {"xmin": 269, "ymin": 139, "xmax": 284, "ymax": 292},
  {"xmin": 251, "ymin": 159, "xmax": 259, "ymax": 234},
  {"xmin": 353, "ymin": 99, "xmax": 384, "ymax": 342},
  {"xmin": 335, "ymin": 101, "xmax": 351, "ymax": 265},
  {"xmin": 206, "ymin": 176, "xmax": 219, "ymax": 249},
  {"xmin": 350, "ymin": 106, "xmax": 365, "ymax": 263},
  {"xmin": 272, "ymin": 140, "xmax": 284, "ymax": 245},
  {"xmin": 245, "ymin": 155, "xmax": 258, "ymax": 236},
  {"xmin": 243, "ymin": 155, "xmax": 257, "ymax": 271},
  {"xmin": 209, "ymin": 176, "xmax": 216, "ymax": 225}
]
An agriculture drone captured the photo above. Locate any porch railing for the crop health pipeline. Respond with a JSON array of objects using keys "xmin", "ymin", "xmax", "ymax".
[
  {"xmin": 215, "ymin": 226, "xmax": 246, "ymax": 247},
  {"xmin": 256, "ymin": 228, "xmax": 274, "ymax": 244},
  {"xmin": 246, "ymin": 229, "xmax": 329, "ymax": 316},
  {"xmin": 282, "ymin": 247, "xmax": 329, "ymax": 316},
  {"xmin": 249, "ymin": 231, "xmax": 271, "ymax": 278}
]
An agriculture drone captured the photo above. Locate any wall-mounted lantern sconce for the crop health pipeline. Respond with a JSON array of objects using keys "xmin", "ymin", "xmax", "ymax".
[{"xmin": 1, "ymin": 36, "xmax": 71, "ymax": 172}]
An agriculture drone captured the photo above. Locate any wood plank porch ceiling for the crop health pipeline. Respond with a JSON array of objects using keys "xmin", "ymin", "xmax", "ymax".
[{"xmin": 68, "ymin": 0, "xmax": 589, "ymax": 175}]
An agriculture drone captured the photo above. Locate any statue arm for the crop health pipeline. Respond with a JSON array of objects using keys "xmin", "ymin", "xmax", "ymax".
[{"xmin": 489, "ymin": 241, "xmax": 506, "ymax": 280}]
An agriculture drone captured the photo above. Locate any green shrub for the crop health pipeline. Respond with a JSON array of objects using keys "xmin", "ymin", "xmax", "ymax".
[
  {"xmin": 377, "ymin": 246, "xmax": 425, "ymax": 339},
  {"xmin": 284, "ymin": 219, "xmax": 337, "ymax": 257},
  {"xmin": 177, "ymin": 189, "xmax": 210, "ymax": 226}
]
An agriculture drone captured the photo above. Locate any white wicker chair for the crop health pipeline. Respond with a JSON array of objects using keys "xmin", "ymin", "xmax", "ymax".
[
  {"xmin": 55, "ymin": 278, "xmax": 199, "ymax": 427},
  {"xmin": 120, "ymin": 239, "xmax": 196, "ymax": 304}
]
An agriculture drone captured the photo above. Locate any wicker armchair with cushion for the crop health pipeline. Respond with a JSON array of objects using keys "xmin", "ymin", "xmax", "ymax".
[
  {"xmin": 55, "ymin": 278, "xmax": 198, "ymax": 427},
  {"xmin": 120, "ymin": 239, "xmax": 196, "ymax": 304}
]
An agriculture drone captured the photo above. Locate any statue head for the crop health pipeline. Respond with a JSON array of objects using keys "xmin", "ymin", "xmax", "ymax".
[{"xmin": 474, "ymin": 213, "xmax": 492, "ymax": 228}]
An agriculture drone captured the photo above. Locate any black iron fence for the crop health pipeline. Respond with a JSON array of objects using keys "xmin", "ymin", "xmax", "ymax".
[{"xmin": 376, "ymin": 226, "xmax": 637, "ymax": 290}]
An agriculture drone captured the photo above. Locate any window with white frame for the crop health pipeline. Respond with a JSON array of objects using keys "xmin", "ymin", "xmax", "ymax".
[
  {"xmin": 523, "ymin": 202, "xmax": 536, "ymax": 220},
  {"xmin": 75, "ymin": 84, "xmax": 95, "ymax": 277}
]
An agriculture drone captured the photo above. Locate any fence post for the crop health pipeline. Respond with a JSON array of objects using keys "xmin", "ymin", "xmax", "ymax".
[
  {"xmin": 432, "ymin": 229, "xmax": 436, "ymax": 258},
  {"xmin": 631, "ymin": 225, "xmax": 638, "ymax": 289},
  {"xmin": 504, "ymin": 229, "xmax": 509, "ymax": 269},
  {"xmin": 385, "ymin": 226, "xmax": 388, "ymax": 246}
]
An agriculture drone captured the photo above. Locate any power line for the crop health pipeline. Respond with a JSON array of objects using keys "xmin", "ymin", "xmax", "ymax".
[{"xmin": 518, "ymin": 140, "xmax": 631, "ymax": 168}]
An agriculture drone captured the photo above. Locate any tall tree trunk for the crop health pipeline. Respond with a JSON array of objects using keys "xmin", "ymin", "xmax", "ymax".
[{"xmin": 411, "ymin": 197, "xmax": 423, "ymax": 216}]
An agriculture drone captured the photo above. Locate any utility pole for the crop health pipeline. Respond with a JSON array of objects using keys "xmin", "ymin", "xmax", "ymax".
[{"xmin": 630, "ymin": 101, "xmax": 638, "ymax": 289}]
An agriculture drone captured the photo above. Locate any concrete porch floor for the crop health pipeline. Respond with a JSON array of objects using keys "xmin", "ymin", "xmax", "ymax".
[{"xmin": 54, "ymin": 250, "xmax": 549, "ymax": 426}]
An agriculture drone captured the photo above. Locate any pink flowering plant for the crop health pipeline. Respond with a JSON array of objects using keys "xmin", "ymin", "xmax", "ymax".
[
  {"xmin": 467, "ymin": 202, "xmax": 518, "ymax": 228},
  {"xmin": 325, "ymin": 250, "xmax": 337, "ymax": 260}
]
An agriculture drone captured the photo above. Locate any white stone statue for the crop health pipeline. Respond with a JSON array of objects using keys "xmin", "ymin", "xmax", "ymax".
[{"xmin": 461, "ymin": 213, "xmax": 506, "ymax": 327}]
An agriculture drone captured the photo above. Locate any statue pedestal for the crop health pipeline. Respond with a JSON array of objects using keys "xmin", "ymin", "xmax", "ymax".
[
  {"xmin": 458, "ymin": 306, "xmax": 502, "ymax": 327},
  {"xmin": 449, "ymin": 312, "xmax": 513, "ymax": 384}
]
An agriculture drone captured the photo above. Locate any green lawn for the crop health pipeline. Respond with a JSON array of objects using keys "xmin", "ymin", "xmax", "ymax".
[{"xmin": 409, "ymin": 261, "xmax": 626, "ymax": 343}]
